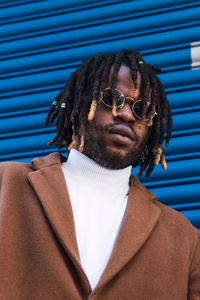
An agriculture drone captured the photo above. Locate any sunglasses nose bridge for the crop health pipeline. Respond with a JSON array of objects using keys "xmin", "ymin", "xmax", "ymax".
[
  {"xmin": 101, "ymin": 88, "xmax": 140, "ymax": 121},
  {"xmin": 124, "ymin": 96, "xmax": 135, "ymax": 107},
  {"xmin": 123, "ymin": 97, "xmax": 139, "ymax": 118},
  {"xmin": 115, "ymin": 100, "xmax": 138, "ymax": 123},
  {"xmin": 113, "ymin": 92, "xmax": 138, "ymax": 121}
]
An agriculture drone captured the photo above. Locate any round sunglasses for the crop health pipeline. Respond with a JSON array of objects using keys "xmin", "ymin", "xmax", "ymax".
[{"xmin": 100, "ymin": 88, "xmax": 157, "ymax": 120}]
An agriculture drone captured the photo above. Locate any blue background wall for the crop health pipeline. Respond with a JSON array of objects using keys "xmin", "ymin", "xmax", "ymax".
[{"xmin": 0, "ymin": 0, "xmax": 200, "ymax": 229}]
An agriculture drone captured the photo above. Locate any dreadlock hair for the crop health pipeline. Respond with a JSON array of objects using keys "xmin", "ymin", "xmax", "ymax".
[{"xmin": 46, "ymin": 49, "xmax": 173, "ymax": 177}]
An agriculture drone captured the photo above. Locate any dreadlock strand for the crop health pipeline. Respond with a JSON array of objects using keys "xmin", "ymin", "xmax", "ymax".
[
  {"xmin": 54, "ymin": 132, "xmax": 67, "ymax": 149},
  {"xmin": 111, "ymin": 51, "xmax": 127, "ymax": 90},
  {"xmin": 49, "ymin": 104, "xmax": 61, "ymax": 124},
  {"xmin": 47, "ymin": 70, "xmax": 78, "ymax": 126},
  {"xmin": 146, "ymin": 87, "xmax": 155, "ymax": 127},
  {"xmin": 87, "ymin": 55, "xmax": 116, "ymax": 123},
  {"xmin": 166, "ymin": 105, "xmax": 173, "ymax": 146},
  {"xmin": 99, "ymin": 53, "xmax": 116, "ymax": 92},
  {"xmin": 147, "ymin": 117, "xmax": 153, "ymax": 127},
  {"xmin": 145, "ymin": 161, "xmax": 155, "ymax": 177},
  {"xmin": 86, "ymin": 56, "xmax": 108, "ymax": 122},
  {"xmin": 47, "ymin": 140, "xmax": 54, "ymax": 146},
  {"xmin": 72, "ymin": 56, "xmax": 106, "ymax": 149},
  {"xmin": 91, "ymin": 56, "xmax": 107, "ymax": 104},
  {"xmin": 137, "ymin": 149, "xmax": 152, "ymax": 176},
  {"xmin": 46, "ymin": 88, "xmax": 65, "ymax": 125},
  {"xmin": 146, "ymin": 63, "xmax": 162, "ymax": 74},
  {"xmin": 87, "ymin": 55, "xmax": 105, "ymax": 83},
  {"xmin": 112, "ymin": 98, "xmax": 117, "ymax": 117},
  {"xmin": 136, "ymin": 60, "xmax": 150, "ymax": 123},
  {"xmin": 153, "ymin": 146, "xmax": 162, "ymax": 165},
  {"xmin": 151, "ymin": 99, "xmax": 161, "ymax": 149},
  {"xmin": 110, "ymin": 51, "xmax": 132, "ymax": 116},
  {"xmin": 78, "ymin": 125, "xmax": 86, "ymax": 153},
  {"xmin": 88, "ymin": 100, "xmax": 97, "ymax": 121},
  {"xmin": 146, "ymin": 71, "xmax": 158, "ymax": 128},
  {"xmin": 55, "ymin": 103, "xmax": 67, "ymax": 138},
  {"xmin": 126, "ymin": 53, "xmax": 138, "ymax": 87},
  {"xmin": 159, "ymin": 117, "xmax": 166, "ymax": 147},
  {"xmin": 73, "ymin": 58, "xmax": 96, "ymax": 120},
  {"xmin": 138, "ymin": 161, "xmax": 147, "ymax": 177},
  {"xmin": 68, "ymin": 133, "xmax": 78, "ymax": 151},
  {"xmin": 78, "ymin": 135, "xmax": 85, "ymax": 153},
  {"xmin": 47, "ymin": 134, "xmax": 60, "ymax": 146},
  {"xmin": 46, "ymin": 100, "xmax": 58, "ymax": 126},
  {"xmin": 161, "ymin": 153, "xmax": 167, "ymax": 170}
]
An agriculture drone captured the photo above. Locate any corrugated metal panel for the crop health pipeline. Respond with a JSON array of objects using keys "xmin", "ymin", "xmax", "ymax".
[{"xmin": 0, "ymin": 0, "xmax": 200, "ymax": 229}]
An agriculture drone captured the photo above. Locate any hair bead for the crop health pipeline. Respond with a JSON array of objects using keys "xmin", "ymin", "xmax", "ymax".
[{"xmin": 61, "ymin": 103, "xmax": 66, "ymax": 109}]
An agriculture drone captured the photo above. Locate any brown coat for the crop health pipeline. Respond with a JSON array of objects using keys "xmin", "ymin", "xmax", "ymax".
[{"xmin": 0, "ymin": 152, "xmax": 199, "ymax": 300}]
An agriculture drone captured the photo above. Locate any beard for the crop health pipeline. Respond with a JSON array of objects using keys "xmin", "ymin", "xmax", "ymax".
[{"xmin": 82, "ymin": 123, "xmax": 146, "ymax": 170}]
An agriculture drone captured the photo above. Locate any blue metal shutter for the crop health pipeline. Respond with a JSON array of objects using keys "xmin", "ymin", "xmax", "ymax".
[{"xmin": 0, "ymin": 0, "xmax": 200, "ymax": 229}]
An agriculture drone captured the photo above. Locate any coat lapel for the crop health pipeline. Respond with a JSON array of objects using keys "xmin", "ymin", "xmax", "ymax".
[
  {"xmin": 94, "ymin": 175, "xmax": 161, "ymax": 293},
  {"xmin": 27, "ymin": 152, "xmax": 91, "ymax": 293}
]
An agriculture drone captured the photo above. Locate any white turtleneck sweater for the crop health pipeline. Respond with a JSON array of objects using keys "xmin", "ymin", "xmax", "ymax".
[{"xmin": 61, "ymin": 149, "xmax": 132, "ymax": 290}]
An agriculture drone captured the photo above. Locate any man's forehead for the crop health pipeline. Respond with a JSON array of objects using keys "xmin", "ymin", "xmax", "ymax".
[{"xmin": 105, "ymin": 64, "xmax": 142, "ymax": 97}]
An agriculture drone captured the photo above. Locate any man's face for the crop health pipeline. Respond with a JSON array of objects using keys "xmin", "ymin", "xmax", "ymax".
[{"xmin": 82, "ymin": 65, "xmax": 151, "ymax": 169}]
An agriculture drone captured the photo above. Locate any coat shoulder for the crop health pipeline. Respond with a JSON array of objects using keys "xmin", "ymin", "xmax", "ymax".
[
  {"xmin": 133, "ymin": 176, "xmax": 198, "ymax": 234},
  {"xmin": 0, "ymin": 161, "xmax": 33, "ymax": 186},
  {"xmin": 0, "ymin": 161, "xmax": 32, "ymax": 175},
  {"xmin": 150, "ymin": 197, "xmax": 199, "ymax": 245},
  {"xmin": 153, "ymin": 198, "xmax": 193, "ymax": 226},
  {"xmin": 131, "ymin": 175, "xmax": 198, "ymax": 242}
]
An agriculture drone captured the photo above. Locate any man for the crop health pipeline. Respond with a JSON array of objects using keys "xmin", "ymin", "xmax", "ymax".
[{"xmin": 0, "ymin": 50, "xmax": 199, "ymax": 299}]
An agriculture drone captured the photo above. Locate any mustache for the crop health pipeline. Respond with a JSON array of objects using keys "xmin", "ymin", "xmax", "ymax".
[{"xmin": 98, "ymin": 123, "xmax": 139, "ymax": 144}]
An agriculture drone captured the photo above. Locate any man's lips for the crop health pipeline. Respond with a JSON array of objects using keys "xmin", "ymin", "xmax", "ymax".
[{"xmin": 108, "ymin": 124, "xmax": 135, "ymax": 141}]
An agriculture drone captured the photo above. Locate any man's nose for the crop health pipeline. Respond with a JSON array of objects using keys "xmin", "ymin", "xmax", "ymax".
[{"xmin": 115, "ymin": 103, "xmax": 136, "ymax": 123}]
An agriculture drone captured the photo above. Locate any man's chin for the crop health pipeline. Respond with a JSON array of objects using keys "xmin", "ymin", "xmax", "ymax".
[
  {"xmin": 93, "ymin": 147, "xmax": 136, "ymax": 170},
  {"xmin": 83, "ymin": 135, "xmax": 140, "ymax": 169}
]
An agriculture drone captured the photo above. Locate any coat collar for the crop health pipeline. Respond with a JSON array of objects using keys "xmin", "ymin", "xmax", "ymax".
[
  {"xmin": 28, "ymin": 152, "xmax": 91, "ymax": 294},
  {"xmin": 27, "ymin": 152, "xmax": 161, "ymax": 296},
  {"xmin": 94, "ymin": 175, "xmax": 161, "ymax": 294}
]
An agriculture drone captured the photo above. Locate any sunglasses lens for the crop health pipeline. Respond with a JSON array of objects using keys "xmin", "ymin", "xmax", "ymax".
[
  {"xmin": 103, "ymin": 89, "xmax": 124, "ymax": 108},
  {"xmin": 133, "ymin": 101, "xmax": 153, "ymax": 119},
  {"xmin": 114, "ymin": 89, "xmax": 124, "ymax": 107},
  {"xmin": 103, "ymin": 89, "xmax": 113, "ymax": 107},
  {"xmin": 133, "ymin": 101, "xmax": 143, "ymax": 119}
]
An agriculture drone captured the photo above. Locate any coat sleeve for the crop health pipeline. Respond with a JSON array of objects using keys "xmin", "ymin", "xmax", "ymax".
[{"xmin": 188, "ymin": 231, "xmax": 200, "ymax": 299}]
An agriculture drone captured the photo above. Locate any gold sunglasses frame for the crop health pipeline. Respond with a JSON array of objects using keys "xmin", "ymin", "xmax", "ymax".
[{"xmin": 100, "ymin": 88, "xmax": 157, "ymax": 120}]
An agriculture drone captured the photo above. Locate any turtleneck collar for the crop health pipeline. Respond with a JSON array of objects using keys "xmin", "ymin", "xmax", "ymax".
[
  {"xmin": 61, "ymin": 149, "xmax": 133, "ymax": 289},
  {"xmin": 62, "ymin": 149, "xmax": 132, "ymax": 195}
]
